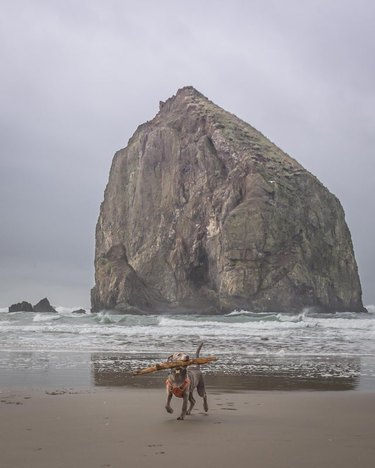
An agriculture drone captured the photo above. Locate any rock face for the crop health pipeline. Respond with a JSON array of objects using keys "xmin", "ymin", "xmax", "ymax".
[
  {"xmin": 9, "ymin": 301, "xmax": 33, "ymax": 312},
  {"xmin": 92, "ymin": 86, "xmax": 365, "ymax": 313}
]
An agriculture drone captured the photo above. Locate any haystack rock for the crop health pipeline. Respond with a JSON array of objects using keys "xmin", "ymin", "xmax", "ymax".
[{"xmin": 91, "ymin": 87, "xmax": 364, "ymax": 314}]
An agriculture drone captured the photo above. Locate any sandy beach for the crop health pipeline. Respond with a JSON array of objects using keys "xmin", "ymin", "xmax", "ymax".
[
  {"xmin": 1, "ymin": 386, "xmax": 374, "ymax": 468},
  {"xmin": 1, "ymin": 310, "xmax": 375, "ymax": 467}
]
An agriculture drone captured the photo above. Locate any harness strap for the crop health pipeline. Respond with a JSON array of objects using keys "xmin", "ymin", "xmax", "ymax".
[{"xmin": 166, "ymin": 378, "xmax": 190, "ymax": 398}]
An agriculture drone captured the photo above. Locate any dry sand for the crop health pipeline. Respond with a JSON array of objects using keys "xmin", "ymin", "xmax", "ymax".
[{"xmin": 1, "ymin": 387, "xmax": 374, "ymax": 468}]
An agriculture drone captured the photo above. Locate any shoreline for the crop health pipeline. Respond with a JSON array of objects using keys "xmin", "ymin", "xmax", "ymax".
[
  {"xmin": 0, "ymin": 351, "xmax": 375, "ymax": 392},
  {"xmin": 1, "ymin": 386, "xmax": 374, "ymax": 468},
  {"xmin": 1, "ymin": 349, "xmax": 374, "ymax": 392},
  {"xmin": 1, "ymin": 362, "xmax": 372, "ymax": 393}
]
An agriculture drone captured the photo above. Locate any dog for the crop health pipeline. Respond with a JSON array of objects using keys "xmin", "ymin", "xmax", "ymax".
[{"xmin": 165, "ymin": 342, "xmax": 208, "ymax": 420}]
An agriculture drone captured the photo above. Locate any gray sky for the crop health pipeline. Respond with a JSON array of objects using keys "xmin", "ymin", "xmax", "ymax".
[{"xmin": 1, "ymin": 0, "xmax": 374, "ymax": 308}]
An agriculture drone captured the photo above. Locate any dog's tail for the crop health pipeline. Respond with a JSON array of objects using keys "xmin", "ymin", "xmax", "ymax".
[{"xmin": 196, "ymin": 342, "xmax": 203, "ymax": 358}]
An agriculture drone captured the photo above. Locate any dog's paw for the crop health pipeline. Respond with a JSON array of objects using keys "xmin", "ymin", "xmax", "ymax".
[
  {"xmin": 177, "ymin": 416, "xmax": 185, "ymax": 420},
  {"xmin": 165, "ymin": 405, "xmax": 174, "ymax": 414}
]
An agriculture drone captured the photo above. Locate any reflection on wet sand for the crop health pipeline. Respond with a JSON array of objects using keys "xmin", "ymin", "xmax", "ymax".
[{"xmin": 91, "ymin": 353, "xmax": 361, "ymax": 391}]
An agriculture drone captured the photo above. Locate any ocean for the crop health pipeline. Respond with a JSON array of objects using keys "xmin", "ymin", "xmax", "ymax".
[{"xmin": 1, "ymin": 306, "xmax": 375, "ymax": 391}]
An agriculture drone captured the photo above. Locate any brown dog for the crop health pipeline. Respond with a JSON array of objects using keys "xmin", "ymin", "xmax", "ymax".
[{"xmin": 165, "ymin": 343, "xmax": 208, "ymax": 420}]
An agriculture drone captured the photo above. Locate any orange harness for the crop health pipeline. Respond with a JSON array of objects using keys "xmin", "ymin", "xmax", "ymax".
[{"xmin": 166, "ymin": 378, "xmax": 190, "ymax": 398}]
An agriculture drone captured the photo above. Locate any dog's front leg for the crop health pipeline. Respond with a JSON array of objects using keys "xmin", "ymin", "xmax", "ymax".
[
  {"xmin": 186, "ymin": 392, "xmax": 195, "ymax": 415},
  {"xmin": 177, "ymin": 392, "xmax": 189, "ymax": 420},
  {"xmin": 165, "ymin": 391, "xmax": 174, "ymax": 414}
]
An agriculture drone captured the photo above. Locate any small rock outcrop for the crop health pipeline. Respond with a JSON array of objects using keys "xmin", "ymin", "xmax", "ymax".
[
  {"xmin": 72, "ymin": 308, "xmax": 86, "ymax": 314},
  {"xmin": 92, "ymin": 86, "xmax": 365, "ymax": 313},
  {"xmin": 33, "ymin": 298, "xmax": 57, "ymax": 313},
  {"xmin": 9, "ymin": 301, "xmax": 33, "ymax": 312}
]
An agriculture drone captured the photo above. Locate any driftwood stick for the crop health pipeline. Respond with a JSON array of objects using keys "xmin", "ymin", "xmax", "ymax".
[{"xmin": 133, "ymin": 356, "xmax": 217, "ymax": 376}]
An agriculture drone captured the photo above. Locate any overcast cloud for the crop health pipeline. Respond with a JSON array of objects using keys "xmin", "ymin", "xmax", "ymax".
[{"xmin": 1, "ymin": 0, "xmax": 374, "ymax": 308}]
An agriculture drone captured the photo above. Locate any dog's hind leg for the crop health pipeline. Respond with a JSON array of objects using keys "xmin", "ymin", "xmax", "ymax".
[
  {"xmin": 203, "ymin": 393, "xmax": 208, "ymax": 412},
  {"xmin": 197, "ymin": 379, "xmax": 208, "ymax": 412},
  {"xmin": 186, "ymin": 392, "xmax": 196, "ymax": 415}
]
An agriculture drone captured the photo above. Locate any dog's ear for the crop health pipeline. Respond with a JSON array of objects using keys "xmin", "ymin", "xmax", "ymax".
[{"xmin": 167, "ymin": 354, "xmax": 174, "ymax": 362}]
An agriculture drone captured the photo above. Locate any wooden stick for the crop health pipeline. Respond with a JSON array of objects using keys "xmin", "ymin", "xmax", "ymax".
[{"xmin": 133, "ymin": 356, "xmax": 217, "ymax": 376}]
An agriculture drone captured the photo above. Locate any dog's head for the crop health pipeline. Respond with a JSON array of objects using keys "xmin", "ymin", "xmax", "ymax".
[
  {"xmin": 167, "ymin": 352, "xmax": 190, "ymax": 382},
  {"xmin": 168, "ymin": 352, "xmax": 190, "ymax": 362}
]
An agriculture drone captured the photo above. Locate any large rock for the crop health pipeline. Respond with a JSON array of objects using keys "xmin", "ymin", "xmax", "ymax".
[
  {"xmin": 33, "ymin": 298, "xmax": 57, "ymax": 313},
  {"xmin": 92, "ymin": 86, "xmax": 365, "ymax": 313},
  {"xmin": 9, "ymin": 301, "xmax": 33, "ymax": 312}
]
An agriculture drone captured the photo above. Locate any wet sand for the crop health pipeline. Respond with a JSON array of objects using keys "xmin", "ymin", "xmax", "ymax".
[{"xmin": 1, "ymin": 387, "xmax": 374, "ymax": 468}]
